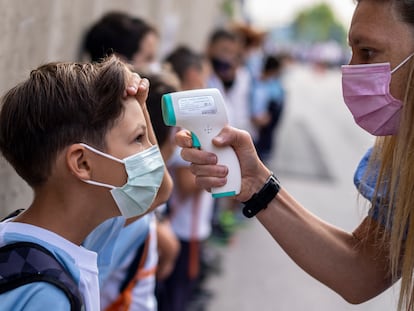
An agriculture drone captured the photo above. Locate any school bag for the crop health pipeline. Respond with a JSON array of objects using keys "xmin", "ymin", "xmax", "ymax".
[{"xmin": 0, "ymin": 209, "xmax": 84, "ymax": 311}]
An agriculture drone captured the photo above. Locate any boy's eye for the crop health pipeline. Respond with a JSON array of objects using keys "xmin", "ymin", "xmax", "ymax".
[{"xmin": 135, "ymin": 134, "xmax": 144, "ymax": 143}]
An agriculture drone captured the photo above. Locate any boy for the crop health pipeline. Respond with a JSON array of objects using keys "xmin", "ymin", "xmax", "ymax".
[
  {"xmin": 94, "ymin": 72, "xmax": 179, "ymax": 311},
  {"xmin": 0, "ymin": 56, "xmax": 167, "ymax": 310},
  {"xmin": 82, "ymin": 12, "xmax": 178, "ymax": 311}
]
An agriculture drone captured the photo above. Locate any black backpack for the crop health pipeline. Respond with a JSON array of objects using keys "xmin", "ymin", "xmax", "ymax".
[{"xmin": 0, "ymin": 210, "xmax": 84, "ymax": 311}]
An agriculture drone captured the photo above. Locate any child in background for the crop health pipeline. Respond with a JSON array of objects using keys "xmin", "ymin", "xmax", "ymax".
[
  {"xmin": 156, "ymin": 46, "xmax": 215, "ymax": 311},
  {"xmin": 251, "ymin": 54, "xmax": 286, "ymax": 162},
  {"xmin": 145, "ymin": 74, "xmax": 181, "ymax": 283},
  {"xmin": 206, "ymin": 28, "xmax": 253, "ymax": 138},
  {"xmin": 232, "ymin": 22, "xmax": 267, "ymax": 82},
  {"xmin": 83, "ymin": 11, "xmax": 159, "ymax": 71},
  {"xmin": 0, "ymin": 56, "xmax": 165, "ymax": 310},
  {"xmin": 164, "ymin": 45, "xmax": 209, "ymax": 91},
  {"xmin": 206, "ymin": 28, "xmax": 251, "ymax": 248}
]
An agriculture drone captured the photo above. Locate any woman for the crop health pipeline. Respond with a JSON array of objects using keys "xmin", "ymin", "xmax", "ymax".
[{"xmin": 174, "ymin": 0, "xmax": 414, "ymax": 310}]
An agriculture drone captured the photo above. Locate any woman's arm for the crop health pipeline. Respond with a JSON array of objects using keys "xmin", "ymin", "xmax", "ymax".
[
  {"xmin": 258, "ymin": 189, "xmax": 393, "ymax": 304},
  {"xmin": 176, "ymin": 126, "xmax": 394, "ymax": 304}
]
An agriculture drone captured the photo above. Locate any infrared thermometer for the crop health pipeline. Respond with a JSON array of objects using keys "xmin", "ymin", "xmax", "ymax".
[{"xmin": 162, "ymin": 88, "xmax": 241, "ymax": 198}]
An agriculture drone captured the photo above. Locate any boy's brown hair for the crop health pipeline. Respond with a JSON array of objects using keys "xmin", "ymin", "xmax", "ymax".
[{"xmin": 0, "ymin": 56, "xmax": 128, "ymax": 187}]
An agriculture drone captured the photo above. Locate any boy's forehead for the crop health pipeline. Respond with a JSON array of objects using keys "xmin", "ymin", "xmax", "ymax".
[
  {"xmin": 108, "ymin": 97, "xmax": 145, "ymax": 137},
  {"xmin": 124, "ymin": 97, "xmax": 145, "ymax": 122}
]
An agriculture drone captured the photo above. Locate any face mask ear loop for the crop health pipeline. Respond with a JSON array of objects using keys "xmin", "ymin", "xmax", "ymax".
[
  {"xmin": 78, "ymin": 143, "xmax": 124, "ymax": 189},
  {"xmin": 82, "ymin": 179, "xmax": 116, "ymax": 190},
  {"xmin": 79, "ymin": 143, "xmax": 124, "ymax": 164},
  {"xmin": 391, "ymin": 53, "xmax": 414, "ymax": 74}
]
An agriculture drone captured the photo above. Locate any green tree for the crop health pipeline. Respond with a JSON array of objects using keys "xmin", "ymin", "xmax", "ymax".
[
  {"xmin": 292, "ymin": 2, "xmax": 347, "ymax": 45},
  {"xmin": 221, "ymin": 0, "xmax": 237, "ymax": 19}
]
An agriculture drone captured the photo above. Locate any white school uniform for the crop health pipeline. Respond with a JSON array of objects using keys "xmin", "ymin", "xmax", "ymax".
[{"xmin": 0, "ymin": 220, "xmax": 99, "ymax": 310}]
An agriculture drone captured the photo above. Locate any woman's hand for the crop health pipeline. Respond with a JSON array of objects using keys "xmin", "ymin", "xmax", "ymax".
[{"xmin": 175, "ymin": 126, "xmax": 271, "ymax": 202}]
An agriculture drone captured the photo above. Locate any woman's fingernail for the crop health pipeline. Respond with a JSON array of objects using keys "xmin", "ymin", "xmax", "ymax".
[
  {"xmin": 208, "ymin": 154, "xmax": 217, "ymax": 163},
  {"xmin": 214, "ymin": 136, "xmax": 224, "ymax": 144},
  {"xmin": 218, "ymin": 177, "xmax": 227, "ymax": 186}
]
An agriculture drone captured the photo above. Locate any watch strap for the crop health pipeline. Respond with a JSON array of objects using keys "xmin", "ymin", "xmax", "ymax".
[{"xmin": 242, "ymin": 174, "xmax": 280, "ymax": 218}]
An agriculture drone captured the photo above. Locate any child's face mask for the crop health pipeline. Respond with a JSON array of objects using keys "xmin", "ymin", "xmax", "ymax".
[{"xmin": 80, "ymin": 144, "xmax": 165, "ymax": 218}]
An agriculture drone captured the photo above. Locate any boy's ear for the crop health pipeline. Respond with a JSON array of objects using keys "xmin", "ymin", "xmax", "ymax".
[{"xmin": 66, "ymin": 144, "xmax": 92, "ymax": 180}]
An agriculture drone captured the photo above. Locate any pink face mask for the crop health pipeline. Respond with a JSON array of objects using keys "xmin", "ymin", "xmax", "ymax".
[{"xmin": 341, "ymin": 53, "xmax": 413, "ymax": 136}]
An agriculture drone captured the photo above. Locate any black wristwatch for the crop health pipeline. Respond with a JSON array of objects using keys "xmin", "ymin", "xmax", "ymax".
[{"xmin": 242, "ymin": 173, "xmax": 281, "ymax": 218}]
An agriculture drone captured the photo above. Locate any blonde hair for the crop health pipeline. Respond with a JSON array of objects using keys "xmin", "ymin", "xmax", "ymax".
[{"xmin": 372, "ymin": 58, "xmax": 414, "ymax": 310}]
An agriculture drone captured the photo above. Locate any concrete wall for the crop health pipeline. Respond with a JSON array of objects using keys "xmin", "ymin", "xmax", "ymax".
[{"xmin": 0, "ymin": 0, "xmax": 225, "ymax": 217}]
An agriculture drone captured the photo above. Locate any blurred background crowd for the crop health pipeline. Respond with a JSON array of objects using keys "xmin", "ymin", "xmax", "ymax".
[{"xmin": 0, "ymin": 0, "xmax": 353, "ymax": 231}]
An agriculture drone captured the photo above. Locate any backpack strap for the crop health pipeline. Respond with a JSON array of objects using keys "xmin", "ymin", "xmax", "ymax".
[
  {"xmin": 119, "ymin": 231, "xmax": 150, "ymax": 293},
  {"xmin": 1, "ymin": 209, "xmax": 25, "ymax": 221},
  {"xmin": 105, "ymin": 234, "xmax": 152, "ymax": 311},
  {"xmin": 0, "ymin": 241, "xmax": 84, "ymax": 311}
]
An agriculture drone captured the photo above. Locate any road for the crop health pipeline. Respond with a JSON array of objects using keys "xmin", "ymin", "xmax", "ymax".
[{"xmin": 204, "ymin": 64, "xmax": 399, "ymax": 310}]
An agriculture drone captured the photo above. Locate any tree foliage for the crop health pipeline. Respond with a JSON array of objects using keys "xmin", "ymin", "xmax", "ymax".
[
  {"xmin": 292, "ymin": 2, "xmax": 347, "ymax": 45},
  {"xmin": 221, "ymin": 0, "xmax": 237, "ymax": 19}
]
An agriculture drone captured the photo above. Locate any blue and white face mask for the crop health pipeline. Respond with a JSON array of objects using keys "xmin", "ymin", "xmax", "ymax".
[{"xmin": 80, "ymin": 144, "xmax": 165, "ymax": 218}]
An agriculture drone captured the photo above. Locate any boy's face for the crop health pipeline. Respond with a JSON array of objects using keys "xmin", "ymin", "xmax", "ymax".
[
  {"xmin": 93, "ymin": 96, "xmax": 151, "ymax": 187},
  {"xmin": 106, "ymin": 96, "xmax": 150, "ymax": 158}
]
